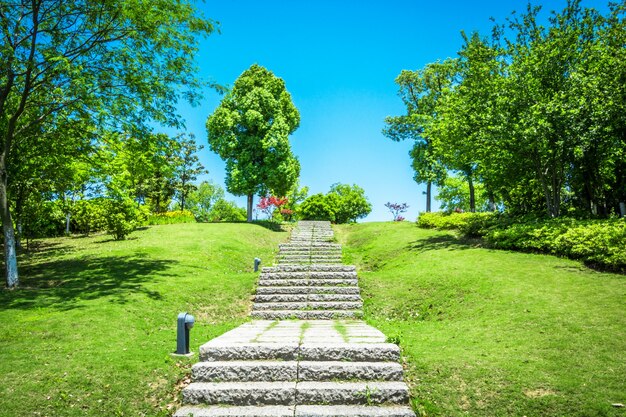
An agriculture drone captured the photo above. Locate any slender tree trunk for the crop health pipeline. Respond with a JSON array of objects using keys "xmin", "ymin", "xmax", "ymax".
[
  {"xmin": 488, "ymin": 191, "xmax": 496, "ymax": 212},
  {"xmin": 619, "ymin": 202, "xmax": 626, "ymax": 217},
  {"xmin": 0, "ymin": 176, "xmax": 19, "ymax": 288},
  {"xmin": 65, "ymin": 212, "xmax": 71, "ymax": 235},
  {"xmin": 468, "ymin": 175, "xmax": 476, "ymax": 213},
  {"xmin": 247, "ymin": 194, "xmax": 253, "ymax": 223},
  {"xmin": 16, "ymin": 220, "xmax": 22, "ymax": 249},
  {"xmin": 425, "ymin": 181, "xmax": 431, "ymax": 212}
]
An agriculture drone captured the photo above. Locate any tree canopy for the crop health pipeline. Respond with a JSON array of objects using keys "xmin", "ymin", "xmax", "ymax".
[
  {"xmin": 387, "ymin": 0, "xmax": 626, "ymax": 218},
  {"xmin": 206, "ymin": 64, "xmax": 301, "ymax": 222},
  {"xmin": 0, "ymin": 0, "xmax": 216, "ymax": 287}
]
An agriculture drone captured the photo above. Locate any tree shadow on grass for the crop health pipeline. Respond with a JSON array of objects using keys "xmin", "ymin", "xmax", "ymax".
[
  {"xmin": 0, "ymin": 254, "xmax": 175, "ymax": 312},
  {"xmin": 407, "ymin": 234, "xmax": 481, "ymax": 253}
]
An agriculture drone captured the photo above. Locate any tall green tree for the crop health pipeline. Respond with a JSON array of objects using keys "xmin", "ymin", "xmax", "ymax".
[
  {"xmin": 0, "ymin": 0, "xmax": 215, "ymax": 287},
  {"xmin": 207, "ymin": 64, "xmax": 301, "ymax": 222},
  {"xmin": 173, "ymin": 134, "xmax": 207, "ymax": 211},
  {"xmin": 383, "ymin": 60, "xmax": 456, "ymax": 212}
]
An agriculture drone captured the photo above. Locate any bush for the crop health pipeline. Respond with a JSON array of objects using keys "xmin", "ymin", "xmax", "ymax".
[
  {"xmin": 72, "ymin": 199, "xmax": 107, "ymax": 235},
  {"xmin": 298, "ymin": 193, "xmax": 337, "ymax": 221},
  {"xmin": 104, "ymin": 199, "xmax": 141, "ymax": 240},
  {"xmin": 485, "ymin": 218, "xmax": 626, "ymax": 270},
  {"xmin": 210, "ymin": 199, "xmax": 246, "ymax": 222},
  {"xmin": 146, "ymin": 210, "xmax": 196, "ymax": 225},
  {"xmin": 417, "ymin": 212, "xmax": 626, "ymax": 271},
  {"xmin": 417, "ymin": 212, "xmax": 499, "ymax": 236}
]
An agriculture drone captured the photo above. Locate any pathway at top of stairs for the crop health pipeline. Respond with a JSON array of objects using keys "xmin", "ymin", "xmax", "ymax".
[{"xmin": 175, "ymin": 221, "xmax": 416, "ymax": 417}]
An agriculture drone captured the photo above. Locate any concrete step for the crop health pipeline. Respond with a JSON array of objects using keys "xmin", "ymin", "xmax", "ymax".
[
  {"xmin": 299, "ymin": 343, "xmax": 400, "ymax": 362},
  {"xmin": 175, "ymin": 405, "xmax": 416, "ymax": 417},
  {"xmin": 256, "ymin": 286, "xmax": 360, "ymax": 295},
  {"xmin": 254, "ymin": 294, "xmax": 362, "ymax": 302},
  {"xmin": 278, "ymin": 256, "xmax": 343, "ymax": 261},
  {"xmin": 182, "ymin": 381, "xmax": 296, "ymax": 406},
  {"xmin": 252, "ymin": 301, "xmax": 363, "ymax": 311},
  {"xmin": 257, "ymin": 279, "xmax": 358, "ymax": 287},
  {"xmin": 298, "ymin": 361, "xmax": 403, "ymax": 381},
  {"xmin": 295, "ymin": 405, "xmax": 416, "ymax": 417},
  {"xmin": 278, "ymin": 261, "xmax": 344, "ymax": 265},
  {"xmin": 279, "ymin": 244, "xmax": 341, "ymax": 249},
  {"xmin": 199, "ymin": 343, "xmax": 298, "ymax": 361},
  {"xmin": 191, "ymin": 361, "xmax": 403, "ymax": 383},
  {"xmin": 250, "ymin": 310, "xmax": 363, "ymax": 320},
  {"xmin": 260, "ymin": 272, "xmax": 357, "ymax": 280},
  {"xmin": 262, "ymin": 265, "xmax": 356, "ymax": 273},
  {"xmin": 192, "ymin": 361, "xmax": 297, "ymax": 382},
  {"xmin": 174, "ymin": 405, "xmax": 295, "ymax": 417},
  {"xmin": 295, "ymin": 381, "xmax": 410, "ymax": 405}
]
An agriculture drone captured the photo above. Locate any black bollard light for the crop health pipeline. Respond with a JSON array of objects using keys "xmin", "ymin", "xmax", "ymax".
[
  {"xmin": 176, "ymin": 312, "xmax": 195, "ymax": 355},
  {"xmin": 254, "ymin": 257, "xmax": 261, "ymax": 272}
]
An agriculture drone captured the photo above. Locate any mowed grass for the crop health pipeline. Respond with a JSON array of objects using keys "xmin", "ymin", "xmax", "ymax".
[
  {"xmin": 0, "ymin": 223, "xmax": 288, "ymax": 416},
  {"xmin": 334, "ymin": 222, "xmax": 625, "ymax": 417}
]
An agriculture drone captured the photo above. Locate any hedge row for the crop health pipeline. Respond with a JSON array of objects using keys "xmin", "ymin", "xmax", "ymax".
[{"xmin": 417, "ymin": 212, "xmax": 626, "ymax": 271}]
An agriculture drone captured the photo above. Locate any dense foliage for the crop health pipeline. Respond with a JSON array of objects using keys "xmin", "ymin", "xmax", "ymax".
[
  {"xmin": 206, "ymin": 64, "xmax": 301, "ymax": 222},
  {"xmin": 0, "ymin": 0, "xmax": 217, "ymax": 287},
  {"xmin": 418, "ymin": 212, "xmax": 626, "ymax": 271},
  {"xmin": 298, "ymin": 184, "xmax": 372, "ymax": 223},
  {"xmin": 385, "ymin": 1, "xmax": 626, "ymax": 218}
]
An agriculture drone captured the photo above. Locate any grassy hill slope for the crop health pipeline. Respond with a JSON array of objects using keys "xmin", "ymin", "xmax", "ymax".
[
  {"xmin": 0, "ymin": 223, "xmax": 288, "ymax": 416},
  {"xmin": 334, "ymin": 222, "xmax": 625, "ymax": 417}
]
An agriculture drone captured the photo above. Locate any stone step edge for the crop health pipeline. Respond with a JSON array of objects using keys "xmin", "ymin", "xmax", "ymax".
[
  {"xmin": 175, "ymin": 404, "xmax": 416, "ymax": 417},
  {"xmin": 191, "ymin": 361, "xmax": 404, "ymax": 382},
  {"xmin": 182, "ymin": 381, "xmax": 410, "ymax": 406}
]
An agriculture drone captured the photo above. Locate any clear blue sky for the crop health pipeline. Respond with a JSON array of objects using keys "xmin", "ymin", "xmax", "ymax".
[{"xmin": 172, "ymin": 0, "xmax": 609, "ymax": 222}]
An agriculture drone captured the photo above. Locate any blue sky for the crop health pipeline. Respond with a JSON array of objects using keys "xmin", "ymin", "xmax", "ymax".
[{"xmin": 172, "ymin": 0, "xmax": 609, "ymax": 222}]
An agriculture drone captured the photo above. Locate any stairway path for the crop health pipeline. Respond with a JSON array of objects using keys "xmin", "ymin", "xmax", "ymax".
[{"xmin": 175, "ymin": 221, "xmax": 416, "ymax": 417}]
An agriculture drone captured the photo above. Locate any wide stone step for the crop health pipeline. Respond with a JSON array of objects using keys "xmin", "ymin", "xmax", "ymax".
[
  {"xmin": 175, "ymin": 405, "xmax": 415, "ymax": 417},
  {"xmin": 278, "ymin": 260, "xmax": 343, "ymax": 265},
  {"xmin": 298, "ymin": 361, "xmax": 403, "ymax": 381},
  {"xmin": 255, "ymin": 286, "xmax": 361, "ymax": 295},
  {"xmin": 192, "ymin": 361, "xmax": 297, "ymax": 382},
  {"xmin": 254, "ymin": 294, "xmax": 362, "ymax": 302},
  {"xmin": 295, "ymin": 405, "xmax": 416, "ymax": 417},
  {"xmin": 252, "ymin": 301, "xmax": 363, "ymax": 311},
  {"xmin": 279, "ymin": 244, "xmax": 341, "ymax": 249},
  {"xmin": 262, "ymin": 265, "xmax": 356, "ymax": 273},
  {"xmin": 260, "ymin": 272, "xmax": 357, "ymax": 279},
  {"xmin": 299, "ymin": 343, "xmax": 400, "ymax": 362},
  {"xmin": 250, "ymin": 310, "xmax": 363, "ymax": 320},
  {"xmin": 183, "ymin": 381, "xmax": 296, "ymax": 405},
  {"xmin": 174, "ymin": 405, "xmax": 295, "ymax": 417},
  {"xmin": 295, "ymin": 381, "xmax": 410, "ymax": 405},
  {"xmin": 278, "ymin": 255, "xmax": 343, "ymax": 259},
  {"xmin": 257, "ymin": 279, "xmax": 358, "ymax": 287},
  {"xmin": 199, "ymin": 343, "xmax": 298, "ymax": 361}
]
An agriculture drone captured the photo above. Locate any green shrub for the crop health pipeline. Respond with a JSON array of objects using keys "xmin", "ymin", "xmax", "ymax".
[
  {"xmin": 210, "ymin": 199, "xmax": 246, "ymax": 222},
  {"xmin": 298, "ymin": 193, "xmax": 337, "ymax": 221},
  {"xmin": 417, "ymin": 212, "xmax": 626, "ymax": 271},
  {"xmin": 72, "ymin": 199, "xmax": 107, "ymax": 235},
  {"xmin": 104, "ymin": 199, "xmax": 141, "ymax": 240},
  {"xmin": 146, "ymin": 210, "xmax": 196, "ymax": 225}
]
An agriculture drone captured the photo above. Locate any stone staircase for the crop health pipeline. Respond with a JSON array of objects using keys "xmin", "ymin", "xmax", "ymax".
[{"xmin": 174, "ymin": 221, "xmax": 416, "ymax": 417}]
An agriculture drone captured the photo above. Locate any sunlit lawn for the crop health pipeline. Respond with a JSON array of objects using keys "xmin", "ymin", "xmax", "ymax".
[
  {"xmin": 335, "ymin": 222, "xmax": 625, "ymax": 417},
  {"xmin": 0, "ymin": 223, "xmax": 288, "ymax": 416}
]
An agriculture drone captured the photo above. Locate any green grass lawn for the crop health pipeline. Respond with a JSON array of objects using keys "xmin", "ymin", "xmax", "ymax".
[
  {"xmin": 334, "ymin": 222, "xmax": 625, "ymax": 417},
  {"xmin": 0, "ymin": 223, "xmax": 288, "ymax": 417}
]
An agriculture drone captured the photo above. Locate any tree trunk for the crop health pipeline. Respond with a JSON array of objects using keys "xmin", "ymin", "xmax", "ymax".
[
  {"xmin": 247, "ymin": 194, "xmax": 253, "ymax": 223},
  {"xmin": 65, "ymin": 212, "xmax": 71, "ymax": 235},
  {"xmin": 619, "ymin": 202, "xmax": 626, "ymax": 217},
  {"xmin": 0, "ymin": 176, "xmax": 19, "ymax": 288},
  {"xmin": 425, "ymin": 181, "xmax": 431, "ymax": 212},
  {"xmin": 16, "ymin": 220, "xmax": 22, "ymax": 249},
  {"xmin": 468, "ymin": 175, "xmax": 476, "ymax": 213},
  {"xmin": 488, "ymin": 191, "xmax": 496, "ymax": 212}
]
